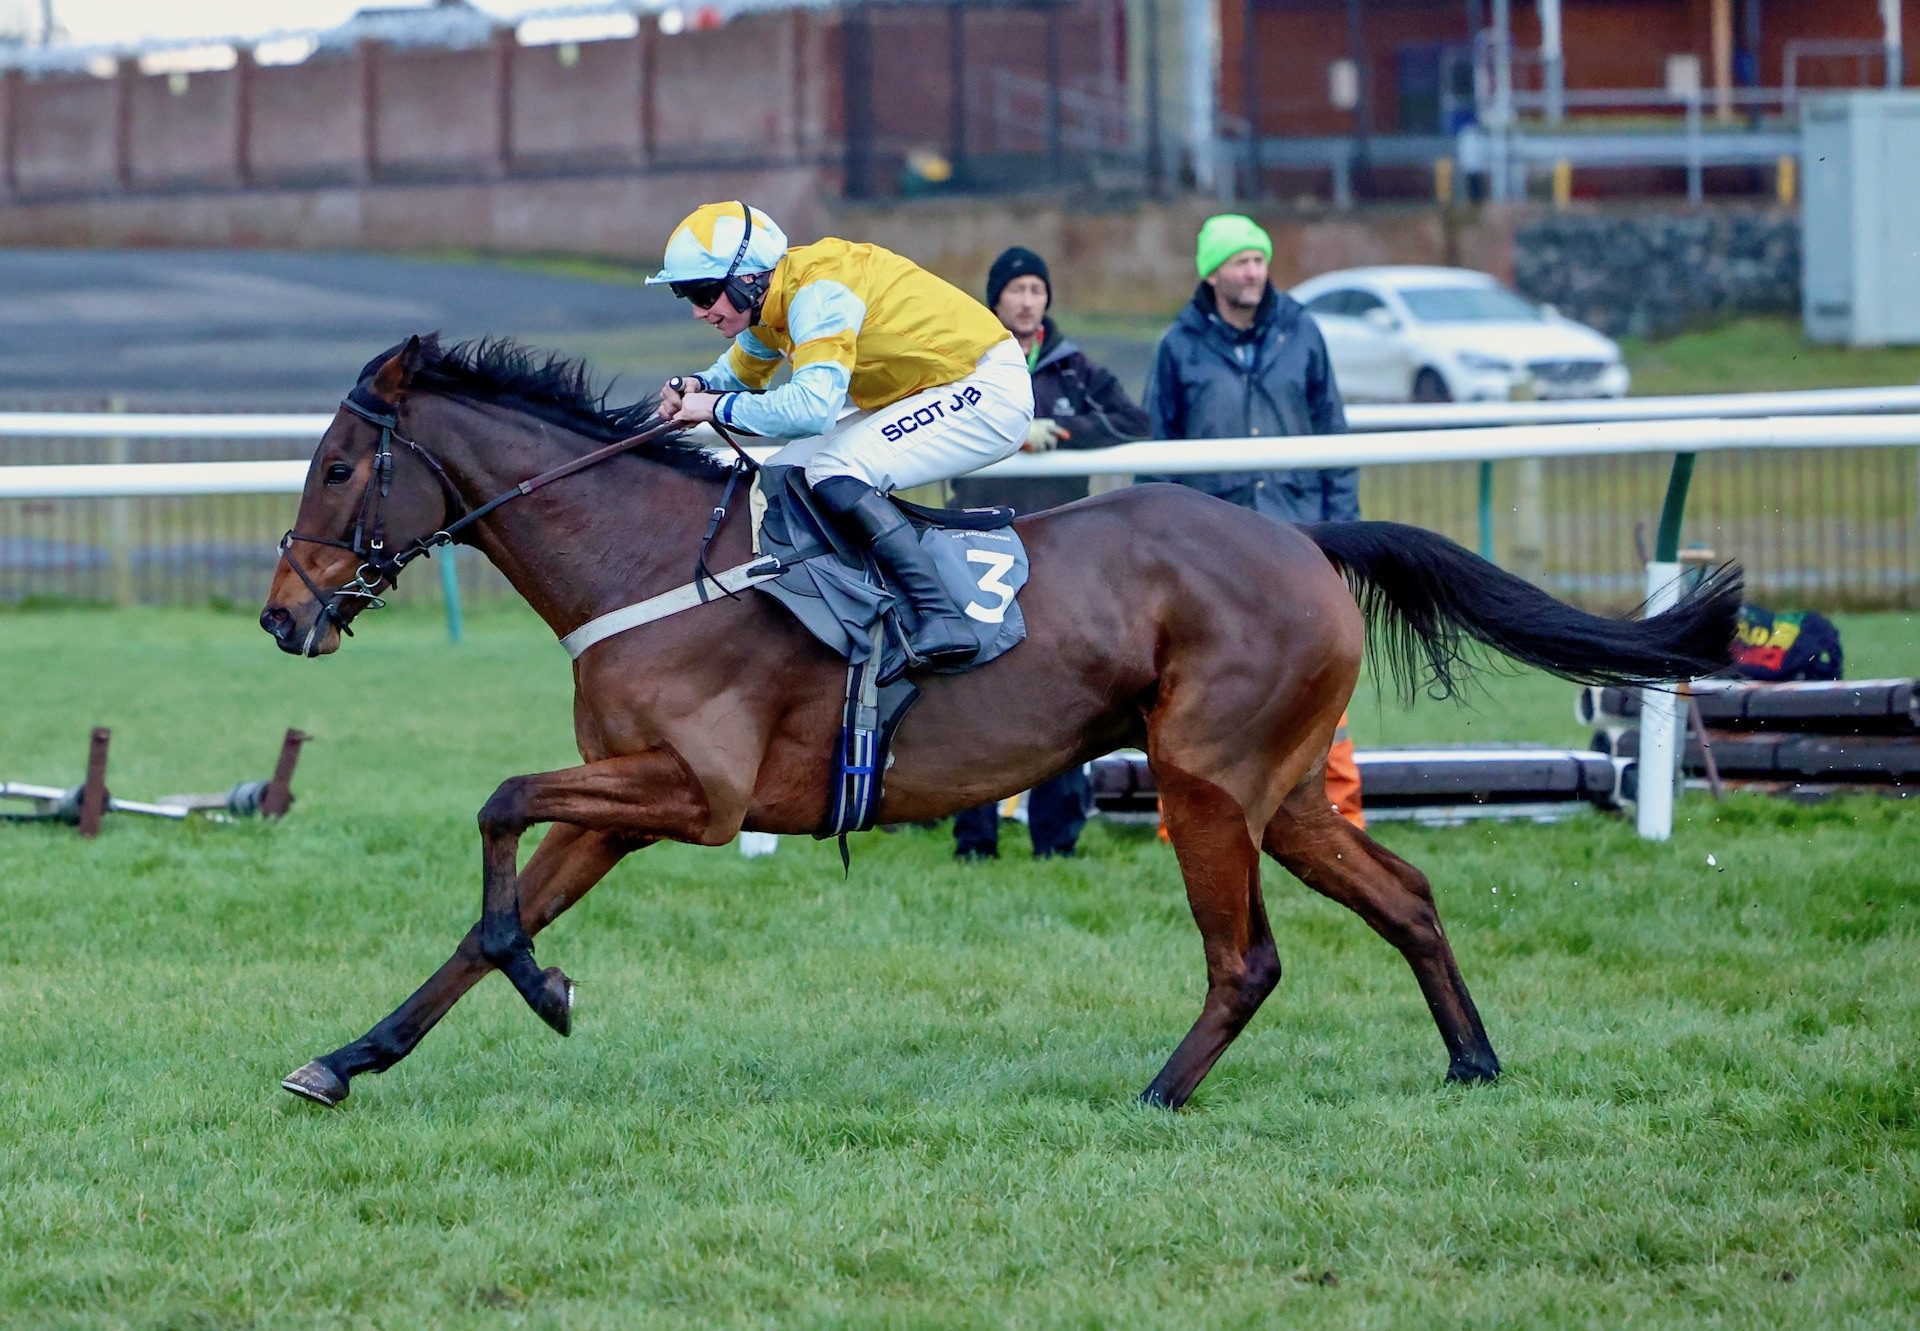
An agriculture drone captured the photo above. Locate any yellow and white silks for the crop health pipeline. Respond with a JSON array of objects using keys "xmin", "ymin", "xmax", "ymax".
[{"xmin": 700, "ymin": 237, "xmax": 1033, "ymax": 493}]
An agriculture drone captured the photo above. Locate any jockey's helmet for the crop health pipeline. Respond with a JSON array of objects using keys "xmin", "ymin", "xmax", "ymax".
[{"xmin": 647, "ymin": 201, "xmax": 788, "ymax": 316}]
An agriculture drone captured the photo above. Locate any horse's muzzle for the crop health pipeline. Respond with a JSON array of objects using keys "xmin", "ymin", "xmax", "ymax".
[{"xmin": 260, "ymin": 603, "xmax": 336, "ymax": 658}]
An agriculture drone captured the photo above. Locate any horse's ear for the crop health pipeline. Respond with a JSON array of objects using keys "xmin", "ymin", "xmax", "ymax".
[{"xmin": 370, "ymin": 335, "xmax": 425, "ymax": 402}]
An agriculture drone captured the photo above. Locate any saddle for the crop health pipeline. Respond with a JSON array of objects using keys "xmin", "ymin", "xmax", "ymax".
[
  {"xmin": 751, "ymin": 465, "xmax": 1032, "ymax": 846},
  {"xmin": 752, "ymin": 465, "xmax": 1029, "ymax": 680}
]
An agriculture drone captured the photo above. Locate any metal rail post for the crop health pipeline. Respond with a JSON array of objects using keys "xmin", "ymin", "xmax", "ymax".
[
  {"xmin": 1045, "ymin": 0, "xmax": 1065, "ymax": 180},
  {"xmin": 1489, "ymin": 0, "xmax": 1514, "ymax": 202},
  {"xmin": 1477, "ymin": 460, "xmax": 1495, "ymax": 560},
  {"xmin": 1636, "ymin": 452, "xmax": 1696, "ymax": 841},
  {"xmin": 440, "ymin": 545, "xmax": 464, "ymax": 643},
  {"xmin": 1142, "ymin": 0, "xmax": 1164, "ymax": 195},
  {"xmin": 842, "ymin": 0, "xmax": 874, "ymax": 199},
  {"xmin": 1685, "ymin": 89, "xmax": 1704, "ymax": 204},
  {"xmin": 106, "ymin": 394, "xmax": 133, "ymax": 607}
]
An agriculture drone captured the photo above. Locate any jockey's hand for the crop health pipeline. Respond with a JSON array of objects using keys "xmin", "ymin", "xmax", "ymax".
[
  {"xmin": 1023, "ymin": 418, "xmax": 1070, "ymax": 452},
  {"xmin": 671, "ymin": 391, "xmax": 720, "ymax": 426},
  {"xmin": 658, "ymin": 375, "xmax": 703, "ymax": 420}
]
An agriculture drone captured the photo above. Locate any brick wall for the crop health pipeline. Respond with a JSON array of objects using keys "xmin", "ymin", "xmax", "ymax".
[
  {"xmin": 10, "ymin": 71, "xmax": 119, "ymax": 192},
  {"xmin": 0, "ymin": 10, "xmax": 835, "ymax": 202},
  {"xmin": 128, "ymin": 67, "xmax": 238, "ymax": 187},
  {"xmin": 247, "ymin": 54, "xmax": 367, "ymax": 183}
]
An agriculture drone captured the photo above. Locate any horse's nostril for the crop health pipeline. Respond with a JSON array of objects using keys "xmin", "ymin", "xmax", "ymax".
[{"xmin": 260, "ymin": 606, "xmax": 292, "ymax": 636}]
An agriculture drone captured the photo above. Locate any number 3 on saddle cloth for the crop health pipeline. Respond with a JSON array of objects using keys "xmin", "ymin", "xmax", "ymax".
[{"xmin": 752, "ymin": 464, "xmax": 1031, "ymax": 844}]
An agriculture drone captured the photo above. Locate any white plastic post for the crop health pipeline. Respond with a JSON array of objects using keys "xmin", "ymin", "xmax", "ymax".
[
  {"xmin": 1635, "ymin": 561, "xmax": 1685, "ymax": 840},
  {"xmin": 737, "ymin": 831, "xmax": 779, "ymax": 858}
]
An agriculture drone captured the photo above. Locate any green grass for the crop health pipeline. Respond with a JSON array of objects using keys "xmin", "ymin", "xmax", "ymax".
[
  {"xmin": 2, "ymin": 605, "xmax": 1917, "ymax": 1328},
  {"xmin": 1618, "ymin": 317, "xmax": 1920, "ymax": 396}
]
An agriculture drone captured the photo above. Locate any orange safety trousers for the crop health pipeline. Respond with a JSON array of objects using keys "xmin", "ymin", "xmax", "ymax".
[{"xmin": 1159, "ymin": 711, "xmax": 1363, "ymax": 839}]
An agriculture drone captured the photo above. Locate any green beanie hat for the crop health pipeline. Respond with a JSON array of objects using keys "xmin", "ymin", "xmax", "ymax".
[{"xmin": 1195, "ymin": 213, "xmax": 1272, "ymax": 278}]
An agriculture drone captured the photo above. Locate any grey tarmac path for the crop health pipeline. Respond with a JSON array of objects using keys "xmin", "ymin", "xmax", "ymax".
[
  {"xmin": 0, "ymin": 247, "xmax": 1162, "ymax": 414},
  {"xmin": 0, "ymin": 248, "xmax": 718, "ymax": 410}
]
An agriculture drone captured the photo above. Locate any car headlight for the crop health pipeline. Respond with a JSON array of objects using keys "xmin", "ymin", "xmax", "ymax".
[{"xmin": 1456, "ymin": 352, "xmax": 1514, "ymax": 373}]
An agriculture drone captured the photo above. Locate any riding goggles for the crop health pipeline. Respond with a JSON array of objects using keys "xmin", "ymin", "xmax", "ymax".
[{"xmin": 670, "ymin": 278, "xmax": 729, "ymax": 308}]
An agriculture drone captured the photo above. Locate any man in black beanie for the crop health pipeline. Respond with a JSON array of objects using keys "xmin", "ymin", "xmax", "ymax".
[
  {"xmin": 951, "ymin": 247, "xmax": 1148, "ymax": 515},
  {"xmin": 951, "ymin": 246, "xmax": 1149, "ymax": 860}
]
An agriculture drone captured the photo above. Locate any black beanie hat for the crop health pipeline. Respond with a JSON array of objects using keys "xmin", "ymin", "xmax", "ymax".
[{"xmin": 986, "ymin": 246, "xmax": 1051, "ymax": 311}]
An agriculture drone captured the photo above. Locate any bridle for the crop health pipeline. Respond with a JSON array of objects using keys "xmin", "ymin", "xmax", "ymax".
[
  {"xmin": 278, "ymin": 385, "xmax": 466, "ymax": 651},
  {"xmin": 279, "ymin": 377, "xmax": 757, "ymax": 653}
]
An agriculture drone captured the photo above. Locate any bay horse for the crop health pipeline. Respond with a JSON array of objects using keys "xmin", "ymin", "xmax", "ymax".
[{"xmin": 262, "ymin": 336, "xmax": 1739, "ymax": 1110}]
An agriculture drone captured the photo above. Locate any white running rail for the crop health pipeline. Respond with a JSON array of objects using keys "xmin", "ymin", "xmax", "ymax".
[{"xmin": 5, "ymin": 411, "xmax": 1919, "ymax": 498}]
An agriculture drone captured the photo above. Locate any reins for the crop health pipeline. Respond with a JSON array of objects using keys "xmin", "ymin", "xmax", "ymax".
[
  {"xmin": 282, "ymin": 383, "xmax": 739, "ymax": 644},
  {"xmin": 693, "ymin": 417, "xmax": 761, "ymax": 600}
]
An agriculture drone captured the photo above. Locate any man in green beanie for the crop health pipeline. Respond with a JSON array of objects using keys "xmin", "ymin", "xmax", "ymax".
[
  {"xmin": 1141, "ymin": 213, "xmax": 1365, "ymax": 826},
  {"xmin": 1142, "ymin": 212, "xmax": 1356, "ymax": 524}
]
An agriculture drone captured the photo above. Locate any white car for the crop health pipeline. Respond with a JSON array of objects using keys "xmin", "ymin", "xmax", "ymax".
[{"xmin": 1290, "ymin": 266, "xmax": 1630, "ymax": 404}]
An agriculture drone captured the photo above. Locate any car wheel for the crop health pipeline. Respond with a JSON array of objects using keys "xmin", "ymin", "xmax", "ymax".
[{"xmin": 1412, "ymin": 368, "xmax": 1452, "ymax": 403}]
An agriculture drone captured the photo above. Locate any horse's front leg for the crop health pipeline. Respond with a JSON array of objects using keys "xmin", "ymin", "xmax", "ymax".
[
  {"xmin": 476, "ymin": 750, "xmax": 717, "ymax": 1033},
  {"xmin": 283, "ymin": 824, "xmax": 639, "ymax": 1106}
]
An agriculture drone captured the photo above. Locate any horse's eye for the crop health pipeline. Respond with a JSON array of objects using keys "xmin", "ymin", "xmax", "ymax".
[{"xmin": 325, "ymin": 462, "xmax": 354, "ymax": 485}]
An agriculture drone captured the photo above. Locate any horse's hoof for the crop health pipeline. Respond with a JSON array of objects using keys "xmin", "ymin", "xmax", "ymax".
[
  {"xmin": 534, "ymin": 967, "xmax": 575, "ymax": 1037},
  {"xmin": 1445, "ymin": 1058, "xmax": 1501, "ymax": 1085},
  {"xmin": 281, "ymin": 1059, "xmax": 349, "ymax": 1107},
  {"xmin": 1138, "ymin": 1085, "xmax": 1183, "ymax": 1111}
]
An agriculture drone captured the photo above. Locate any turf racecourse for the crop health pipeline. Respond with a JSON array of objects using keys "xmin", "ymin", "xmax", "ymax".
[{"xmin": 3, "ymin": 605, "xmax": 1916, "ymax": 1329}]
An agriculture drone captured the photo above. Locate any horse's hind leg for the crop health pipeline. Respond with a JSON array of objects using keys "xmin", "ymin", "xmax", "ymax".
[
  {"xmin": 1262, "ymin": 789, "xmax": 1500, "ymax": 1083},
  {"xmin": 281, "ymin": 825, "xmax": 640, "ymax": 1106},
  {"xmin": 474, "ymin": 750, "xmax": 714, "ymax": 1033},
  {"xmin": 1141, "ymin": 761, "xmax": 1282, "ymax": 1110}
]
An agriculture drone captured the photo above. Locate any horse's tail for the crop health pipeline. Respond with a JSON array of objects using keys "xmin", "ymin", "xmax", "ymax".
[{"xmin": 1303, "ymin": 519, "xmax": 1742, "ymax": 706}]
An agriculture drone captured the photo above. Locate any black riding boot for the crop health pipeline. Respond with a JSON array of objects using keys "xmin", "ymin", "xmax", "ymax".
[{"xmin": 812, "ymin": 476, "xmax": 979, "ymax": 675}]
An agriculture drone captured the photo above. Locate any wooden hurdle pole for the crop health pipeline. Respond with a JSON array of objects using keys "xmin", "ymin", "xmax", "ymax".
[
  {"xmin": 78, "ymin": 727, "xmax": 111, "ymax": 839},
  {"xmin": 259, "ymin": 729, "xmax": 309, "ymax": 819}
]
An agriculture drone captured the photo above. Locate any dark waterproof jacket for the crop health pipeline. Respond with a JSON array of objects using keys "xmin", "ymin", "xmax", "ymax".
[
  {"xmin": 1141, "ymin": 283, "xmax": 1359, "ymax": 523},
  {"xmin": 951, "ymin": 318, "xmax": 1150, "ymax": 513}
]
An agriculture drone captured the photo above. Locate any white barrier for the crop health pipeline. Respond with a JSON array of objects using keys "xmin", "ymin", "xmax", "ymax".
[
  {"xmin": 6, "ymin": 411, "xmax": 1920, "ymax": 498},
  {"xmin": 1635, "ymin": 562, "xmax": 1686, "ymax": 842},
  {"xmin": 0, "ymin": 459, "xmax": 310, "ymax": 498},
  {"xmin": 5, "ymin": 382, "xmax": 1920, "ymax": 443},
  {"xmin": 6, "ymin": 393, "xmax": 1919, "ymax": 847},
  {"xmin": 0, "ymin": 412, "xmax": 335, "ymax": 440},
  {"xmin": 1347, "ymin": 384, "xmax": 1920, "ymax": 430},
  {"xmin": 983, "ymin": 413, "xmax": 1920, "ymax": 478}
]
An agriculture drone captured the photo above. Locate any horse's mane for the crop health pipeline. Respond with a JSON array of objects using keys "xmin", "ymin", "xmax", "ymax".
[{"xmin": 359, "ymin": 334, "xmax": 730, "ymax": 480}]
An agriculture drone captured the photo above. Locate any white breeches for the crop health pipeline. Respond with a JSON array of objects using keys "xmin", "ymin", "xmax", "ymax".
[{"xmin": 765, "ymin": 339, "xmax": 1034, "ymax": 493}]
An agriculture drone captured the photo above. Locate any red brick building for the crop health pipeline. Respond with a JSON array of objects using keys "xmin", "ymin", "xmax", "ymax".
[{"xmin": 1225, "ymin": 0, "xmax": 1916, "ymax": 140}]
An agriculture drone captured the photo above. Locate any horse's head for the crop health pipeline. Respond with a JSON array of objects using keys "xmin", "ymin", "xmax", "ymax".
[{"xmin": 261, "ymin": 336, "xmax": 458, "ymax": 657}]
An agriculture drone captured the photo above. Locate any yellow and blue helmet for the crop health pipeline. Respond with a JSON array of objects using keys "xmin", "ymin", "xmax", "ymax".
[{"xmin": 648, "ymin": 201, "xmax": 788, "ymax": 303}]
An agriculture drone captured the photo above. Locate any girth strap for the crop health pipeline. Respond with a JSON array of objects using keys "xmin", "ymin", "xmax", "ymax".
[{"xmin": 559, "ymin": 534, "xmax": 831, "ymax": 659}]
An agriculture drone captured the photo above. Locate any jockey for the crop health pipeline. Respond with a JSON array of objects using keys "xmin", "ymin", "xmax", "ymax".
[{"xmin": 651, "ymin": 201, "xmax": 1033, "ymax": 672}]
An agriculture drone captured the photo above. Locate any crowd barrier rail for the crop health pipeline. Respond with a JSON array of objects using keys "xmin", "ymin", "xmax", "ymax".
[{"xmin": 6, "ymin": 388, "xmax": 1919, "ymax": 841}]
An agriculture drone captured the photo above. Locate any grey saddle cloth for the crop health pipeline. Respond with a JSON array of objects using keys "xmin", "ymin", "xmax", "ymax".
[{"xmin": 751, "ymin": 464, "xmax": 1029, "ymax": 678}]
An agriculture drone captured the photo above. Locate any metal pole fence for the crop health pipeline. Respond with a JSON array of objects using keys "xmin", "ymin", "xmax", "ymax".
[
  {"xmin": 8, "ymin": 402, "xmax": 1919, "ymax": 836},
  {"xmin": 7, "ymin": 397, "xmax": 1920, "ymax": 615}
]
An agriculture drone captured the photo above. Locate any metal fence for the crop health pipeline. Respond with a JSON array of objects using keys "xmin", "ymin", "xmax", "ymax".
[
  {"xmin": 1359, "ymin": 447, "xmax": 1918, "ymax": 609},
  {"xmin": 5, "ymin": 400, "xmax": 1919, "ymax": 613},
  {"xmin": 0, "ymin": 428, "xmax": 307, "ymax": 608}
]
